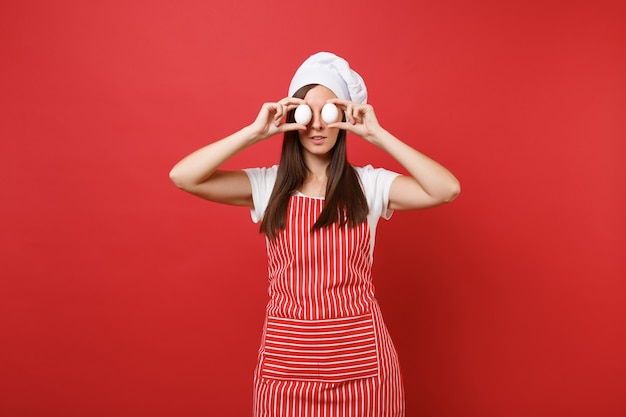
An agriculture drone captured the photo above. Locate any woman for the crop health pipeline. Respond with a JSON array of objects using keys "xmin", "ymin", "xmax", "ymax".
[{"xmin": 169, "ymin": 52, "xmax": 460, "ymax": 417}]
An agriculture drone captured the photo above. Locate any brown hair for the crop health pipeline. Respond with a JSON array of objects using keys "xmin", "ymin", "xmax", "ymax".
[{"xmin": 260, "ymin": 84, "xmax": 369, "ymax": 239}]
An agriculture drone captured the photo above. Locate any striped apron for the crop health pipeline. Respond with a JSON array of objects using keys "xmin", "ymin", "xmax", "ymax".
[{"xmin": 253, "ymin": 195, "xmax": 405, "ymax": 417}]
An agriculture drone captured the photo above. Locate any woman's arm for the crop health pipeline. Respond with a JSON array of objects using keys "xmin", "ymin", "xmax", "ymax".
[
  {"xmin": 169, "ymin": 98, "xmax": 306, "ymax": 206},
  {"xmin": 329, "ymin": 99, "xmax": 461, "ymax": 210}
]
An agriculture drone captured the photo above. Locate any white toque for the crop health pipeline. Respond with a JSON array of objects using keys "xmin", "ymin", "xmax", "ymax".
[{"xmin": 288, "ymin": 52, "xmax": 368, "ymax": 104}]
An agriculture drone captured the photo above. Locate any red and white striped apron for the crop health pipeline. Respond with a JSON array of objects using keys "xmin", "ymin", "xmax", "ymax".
[{"xmin": 253, "ymin": 195, "xmax": 405, "ymax": 417}]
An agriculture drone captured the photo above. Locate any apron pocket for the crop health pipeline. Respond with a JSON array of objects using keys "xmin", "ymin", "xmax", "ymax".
[{"xmin": 260, "ymin": 314, "xmax": 379, "ymax": 383}]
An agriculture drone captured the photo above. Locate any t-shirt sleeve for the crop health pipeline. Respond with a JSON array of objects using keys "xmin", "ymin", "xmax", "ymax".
[
  {"xmin": 243, "ymin": 165, "xmax": 278, "ymax": 223},
  {"xmin": 355, "ymin": 164, "xmax": 401, "ymax": 221}
]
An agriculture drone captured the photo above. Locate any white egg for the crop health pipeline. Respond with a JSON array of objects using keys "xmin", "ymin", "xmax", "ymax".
[
  {"xmin": 294, "ymin": 104, "xmax": 312, "ymax": 125},
  {"xmin": 321, "ymin": 103, "xmax": 339, "ymax": 124}
]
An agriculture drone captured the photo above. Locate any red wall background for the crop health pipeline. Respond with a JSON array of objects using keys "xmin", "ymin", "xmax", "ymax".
[{"xmin": 1, "ymin": 1, "xmax": 625, "ymax": 416}]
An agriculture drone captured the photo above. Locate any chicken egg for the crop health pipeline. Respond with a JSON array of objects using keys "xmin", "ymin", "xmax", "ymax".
[
  {"xmin": 294, "ymin": 104, "xmax": 312, "ymax": 125},
  {"xmin": 321, "ymin": 103, "xmax": 339, "ymax": 124}
]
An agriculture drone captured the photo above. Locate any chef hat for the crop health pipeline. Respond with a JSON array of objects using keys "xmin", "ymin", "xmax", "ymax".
[{"xmin": 288, "ymin": 52, "xmax": 368, "ymax": 104}]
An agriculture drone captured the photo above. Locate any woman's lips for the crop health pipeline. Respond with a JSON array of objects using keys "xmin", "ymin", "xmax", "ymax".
[{"xmin": 310, "ymin": 136, "xmax": 326, "ymax": 144}]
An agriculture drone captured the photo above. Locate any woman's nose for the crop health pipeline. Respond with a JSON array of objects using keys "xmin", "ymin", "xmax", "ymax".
[{"xmin": 310, "ymin": 111, "xmax": 325, "ymax": 129}]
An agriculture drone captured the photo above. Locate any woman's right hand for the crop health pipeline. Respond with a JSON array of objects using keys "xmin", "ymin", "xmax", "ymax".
[
  {"xmin": 249, "ymin": 97, "xmax": 308, "ymax": 141},
  {"xmin": 170, "ymin": 97, "xmax": 308, "ymax": 206}
]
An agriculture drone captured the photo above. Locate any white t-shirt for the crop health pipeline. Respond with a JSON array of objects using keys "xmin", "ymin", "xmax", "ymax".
[{"xmin": 244, "ymin": 164, "xmax": 400, "ymax": 262}]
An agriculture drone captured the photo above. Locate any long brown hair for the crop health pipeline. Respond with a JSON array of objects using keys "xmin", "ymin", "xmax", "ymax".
[{"xmin": 260, "ymin": 84, "xmax": 369, "ymax": 239}]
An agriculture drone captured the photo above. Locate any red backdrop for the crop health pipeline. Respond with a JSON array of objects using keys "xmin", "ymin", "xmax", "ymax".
[{"xmin": 1, "ymin": 1, "xmax": 625, "ymax": 416}]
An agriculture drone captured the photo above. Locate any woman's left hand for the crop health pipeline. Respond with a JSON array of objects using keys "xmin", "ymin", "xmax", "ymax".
[{"xmin": 326, "ymin": 99, "xmax": 384, "ymax": 144}]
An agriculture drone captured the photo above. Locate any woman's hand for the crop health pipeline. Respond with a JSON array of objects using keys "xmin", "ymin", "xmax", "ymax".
[
  {"xmin": 326, "ymin": 99, "xmax": 384, "ymax": 144},
  {"xmin": 249, "ymin": 97, "xmax": 308, "ymax": 141},
  {"xmin": 327, "ymin": 98, "xmax": 460, "ymax": 210}
]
